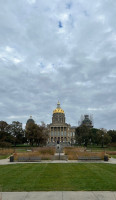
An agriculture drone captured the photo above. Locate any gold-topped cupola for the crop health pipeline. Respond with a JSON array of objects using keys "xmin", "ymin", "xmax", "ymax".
[{"xmin": 53, "ymin": 101, "xmax": 64, "ymax": 114}]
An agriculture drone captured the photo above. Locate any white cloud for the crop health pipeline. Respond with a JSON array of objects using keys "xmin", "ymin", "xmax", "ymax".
[
  {"xmin": 7, "ymin": 115, "xmax": 29, "ymax": 119},
  {"xmin": 12, "ymin": 58, "xmax": 22, "ymax": 64},
  {"xmin": 5, "ymin": 46, "xmax": 14, "ymax": 52},
  {"xmin": 96, "ymin": 15, "xmax": 105, "ymax": 24},
  {"xmin": 87, "ymin": 108, "xmax": 104, "ymax": 111},
  {"xmin": 0, "ymin": 46, "xmax": 23, "ymax": 64},
  {"xmin": 26, "ymin": 0, "xmax": 36, "ymax": 4}
]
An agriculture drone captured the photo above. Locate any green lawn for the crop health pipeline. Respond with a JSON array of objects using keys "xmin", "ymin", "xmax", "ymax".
[
  {"xmin": 111, "ymin": 155, "xmax": 116, "ymax": 159},
  {"xmin": 0, "ymin": 155, "xmax": 9, "ymax": 160},
  {"xmin": 0, "ymin": 163, "xmax": 116, "ymax": 191}
]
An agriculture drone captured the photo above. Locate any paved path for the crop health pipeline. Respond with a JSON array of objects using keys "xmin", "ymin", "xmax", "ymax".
[
  {"xmin": 0, "ymin": 191, "xmax": 116, "ymax": 200},
  {"xmin": 0, "ymin": 157, "xmax": 116, "ymax": 165}
]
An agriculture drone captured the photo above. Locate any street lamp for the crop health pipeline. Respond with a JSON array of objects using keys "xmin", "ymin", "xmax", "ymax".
[{"xmin": 102, "ymin": 134, "xmax": 104, "ymax": 148}]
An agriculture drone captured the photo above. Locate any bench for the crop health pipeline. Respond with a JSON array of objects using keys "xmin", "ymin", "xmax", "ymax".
[
  {"xmin": 17, "ymin": 156, "xmax": 41, "ymax": 162},
  {"xmin": 78, "ymin": 156, "xmax": 102, "ymax": 160}
]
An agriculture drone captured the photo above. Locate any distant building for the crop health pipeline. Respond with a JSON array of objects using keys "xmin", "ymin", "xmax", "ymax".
[
  {"xmin": 26, "ymin": 116, "xmax": 35, "ymax": 127},
  {"xmin": 79, "ymin": 114, "xmax": 93, "ymax": 128},
  {"xmin": 47, "ymin": 101, "xmax": 76, "ymax": 143},
  {"xmin": 26, "ymin": 104, "xmax": 94, "ymax": 144}
]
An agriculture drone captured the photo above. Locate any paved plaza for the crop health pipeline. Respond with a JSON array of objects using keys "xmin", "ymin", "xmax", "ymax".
[{"xmin": 0, "ymin": 191, "xmax": 116, "ymax": 200}]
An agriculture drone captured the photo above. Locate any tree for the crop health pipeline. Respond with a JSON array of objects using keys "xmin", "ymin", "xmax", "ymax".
[
  {"xmin": 107, "ymin": 130, "xmax": 116, "ymax": 143},
  {"xmin": 25, "ymin": 123, "xmax": 37, "ymax": 146},
  {"xmin": 0, "ymin": 121, "xmax": 14, "ymax": 147},
  {"xmin": 90, "ymin": 128, "xmax": 101, "ymax": 146},
  {"xmin": 96, "ymin": 129, "xmax": 111, "ymax": 147},
  {"xmin": 10, "ymin": 121, "xmax": 24, "ymax": 146},
  {"xmin": 25, "ymin": 122, "xmax": 48, "ymax": 146},
  {"xmin": 75, "ymin": 125, "xmax": 91, "ymax": 147},
  {"xmin": 38, "ymin": 122, "xmax": 49, "ymax": 146}
]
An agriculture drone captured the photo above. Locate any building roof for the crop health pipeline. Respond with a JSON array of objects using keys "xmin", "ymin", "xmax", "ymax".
[
  {"xmin": 26, "ymin": 116, "xmax": 35, "ymax": 124},
  {"xmin": 53, "ymin": 101, "xmax": 64, "ymax": 114}
]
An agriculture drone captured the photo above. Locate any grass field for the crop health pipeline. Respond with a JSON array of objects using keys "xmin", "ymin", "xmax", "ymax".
[
  {"xmin": 0, "ymin": 163, "xmax": 116, "ymax": 191},
  {"xmin": 111, "ymin": 155, "xmax": 116, "ymax": 158},
  {"xmin": 0, "ymin": 155, "xmax": 9, "ymax": 160}
]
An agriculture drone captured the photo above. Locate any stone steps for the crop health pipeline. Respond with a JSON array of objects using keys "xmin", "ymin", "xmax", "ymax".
[{"xmin": 52, "ymin": 153, "xmax": 68, "ymax": 160}]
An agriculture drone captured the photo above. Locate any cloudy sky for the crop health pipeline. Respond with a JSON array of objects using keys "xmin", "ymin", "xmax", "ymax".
[{"xmin": 0, "ymin": 0, "xmax": 116, "ymax": 130}]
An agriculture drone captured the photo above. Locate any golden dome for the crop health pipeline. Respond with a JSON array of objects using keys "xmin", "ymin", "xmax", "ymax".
[
  {"xmin": 53, "ymin": 101, "xmax": 64, "ymax": 114},
  {"xmin": 53, "ymin": 108, "xmax": 64, "ymax": 114}
]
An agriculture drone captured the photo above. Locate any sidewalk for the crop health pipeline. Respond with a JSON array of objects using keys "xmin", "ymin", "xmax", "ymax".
[
  {"xmin": 1, "ymin": 191, "xmax": 116, "ymax": 200},
  {"xmin": 0, "ymin": 157, "xmax": 116, "ymax": 165}
]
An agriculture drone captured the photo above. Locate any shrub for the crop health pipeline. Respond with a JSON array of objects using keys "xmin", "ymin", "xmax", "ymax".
[
  {"xmin": 32, "ymin": 147, "xmax": 55, "ymax": 155},
  {"xmin": 14, "ymin": 147, "xmax": 55, "ymax": 161},
  {"xmin": 0, "ymin": 148, "xmax": 14, "ymax": 155},
  {"xmin": 64, "ymin": 147, "xmax": 105, "ymax": 160},
  {"xmin": 14, "ymin": 152, "xmax": 53, "ymax": 161},
  {"xmin": 106, "ymin": 151, "xmax": 116, "ymax": 155},
  {"xmin": 0, "ymin": 142, "xmax": 12, "ymax": 148},
  {"xmin": 76, "ymin": 152, "xmax": 105, "ymax": 160},
  {"xmin": 64, "ymin": 147, "xmax": 85, "ymax": 155},
  {"xmin": 108, "ymin": 143, "xmax": 116, "ymax": 147},
  {"xmin": 40, "ymin": 154, "xmax": 52, "ymax": 160}
]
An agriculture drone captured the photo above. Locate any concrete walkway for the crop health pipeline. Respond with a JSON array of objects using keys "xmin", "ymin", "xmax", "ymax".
[
  {"xmin": 0, "ymin": 191, "xmax": 116, "ymax": 200},
  {"xmin": 0, "ymin": 157, "xmax": 116, "ymax": 165}
]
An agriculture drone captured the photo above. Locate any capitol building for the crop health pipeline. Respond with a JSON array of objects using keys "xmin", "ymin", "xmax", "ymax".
[
  {"xmin": 26, "ymin": 101, "xmax": 93, "ymax": 144},
  {"xmin": 47, "ymin": 101, "xmax": 76, "ymax": 143}
]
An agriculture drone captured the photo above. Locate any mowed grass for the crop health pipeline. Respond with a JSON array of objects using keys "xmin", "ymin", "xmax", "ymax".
[
  {"xmin": 0, "ymin": 163, "xmax": 116, "ymax": 191},
  {"xmin": 111, "ymin": 155, "xmax": 116, "ymax": 159},
  {"xmin": 0, "ymin": 155, "xmax": 9, "ymax": 160}
]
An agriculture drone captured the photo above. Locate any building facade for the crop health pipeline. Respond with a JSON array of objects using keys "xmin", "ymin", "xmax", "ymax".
[{"xmin": 48, "ymin": 101, "xmax": 76, "ymax": 143}]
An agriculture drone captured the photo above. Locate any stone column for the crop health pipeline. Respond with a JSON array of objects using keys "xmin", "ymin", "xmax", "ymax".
[
  {"xmin": 53, "ymin": 127, "xmax": 54, "ymax": 142},
  {"xmin": 69, "ymin": 130, "xmax": 71, "ymax": 143},
  {"xmin": 60, "ymin": 127, "xmax": 61, "ymax": 142},
  {"xmin": 63, "ymin": 127, "xmax": 64, "ymax": 142},
  {"xmin": 50, "ymin": 127, "xmax": 51, "ymax": 142},
  {"xmin": 56, "ymin": 127, "xmax": 58, "ymax": 141},
  {"xmin": 66, "ymin": 127, "xmax": 68, "ymax": 142}
]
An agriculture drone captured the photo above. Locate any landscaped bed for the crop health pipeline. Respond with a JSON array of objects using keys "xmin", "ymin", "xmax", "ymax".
[
  {"xmin": 0, "ymin": 163, "xmax": 116, "ymax": 191},
  {"xmin": 0, "ymin": 149, "xmax": 14, "ymax": 160},
  {"xmin": 13, "ymin": 147, "xmax": 56, "ymax": 161},
  {"xmin": 64, "ymin": 147, "xmax": 105, "ymax": 160}
]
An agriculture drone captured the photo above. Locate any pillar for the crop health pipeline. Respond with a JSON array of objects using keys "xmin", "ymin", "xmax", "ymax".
[
  {"xmin": 53, "ymin": 127, "xmax": 54, "ymax": 142},
  {"xmin": 63, "ymin": 127, "xmax": 64, "ymax": 142},
  {"xmin": 60, "ymin": 127, "xmax": 61, "ymax": 142},
  {"xmin": 50, "ymin": 127, "xmax": 51, "ymax": 142}
]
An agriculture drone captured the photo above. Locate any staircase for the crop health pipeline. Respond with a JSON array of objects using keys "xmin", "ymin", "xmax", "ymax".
[
  {"xmin": 47, "ymin": 142, "xmax": 71, "ymax": 147},
  {"xmin": 52, "ymin": 153, "xmax": 68, "ymax": 161},
  {"xmin": 52, "ymin": 144, "xmax": 68, "ymax": 160},
  {"xmin": 47, "ymin": 143, "xmax": 70, "ymax": 160}
]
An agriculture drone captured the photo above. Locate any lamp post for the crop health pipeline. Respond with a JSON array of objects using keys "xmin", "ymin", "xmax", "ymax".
[
  {"xmin": 59, "ymin": 145, "xmax": 60, "ymax": 160},
  {"xmin": 102, "ymin": 134, "xmax": 104, "ymax": 148},
  {"xmin": 90, "ymin": 138, "xmax": 92, "ymax": 152}
]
